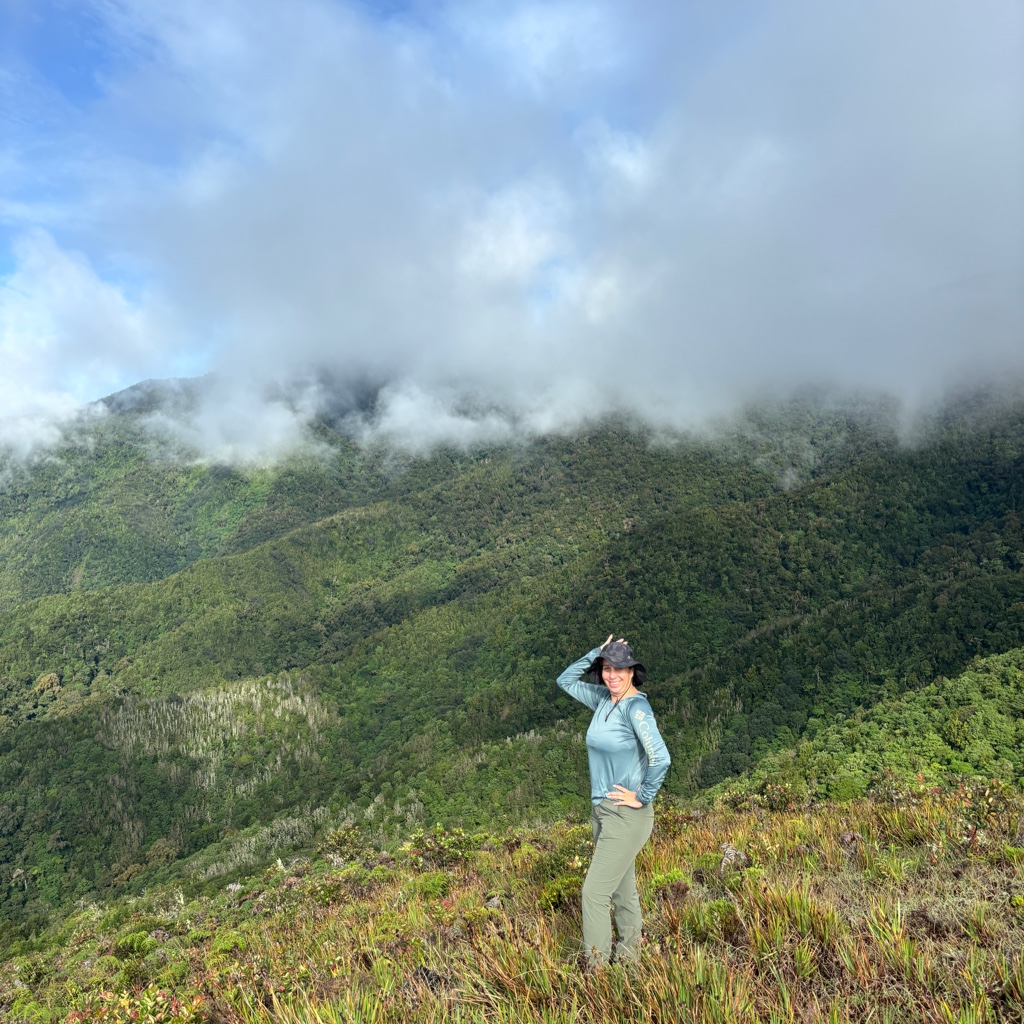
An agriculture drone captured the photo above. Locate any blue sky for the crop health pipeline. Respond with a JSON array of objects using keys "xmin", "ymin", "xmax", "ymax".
[{"xmin": 1, "ymin": 0, "xmax": 1022, "ymax": 458}]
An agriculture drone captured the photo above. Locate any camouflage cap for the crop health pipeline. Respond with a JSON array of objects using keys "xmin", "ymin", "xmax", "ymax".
[{"xmin": 599, "ymin": 640, "xmax": 641, "ymax": 668}]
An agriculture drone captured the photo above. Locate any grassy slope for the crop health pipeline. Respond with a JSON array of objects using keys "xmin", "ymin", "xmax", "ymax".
[{"xmin": 2, "ymin": 781, "xmax": 1022, "ymax": 1023}]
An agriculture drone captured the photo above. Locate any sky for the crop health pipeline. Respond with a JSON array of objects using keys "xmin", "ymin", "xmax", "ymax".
[{"xmin": 1, "ymin": 0, "xmax": 1022, "ymax": 458}]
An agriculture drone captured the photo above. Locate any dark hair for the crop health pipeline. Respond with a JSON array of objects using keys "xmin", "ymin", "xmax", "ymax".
[{"xmin": 587, "ymin": 657, "xmax": 647, "ymax": 687}]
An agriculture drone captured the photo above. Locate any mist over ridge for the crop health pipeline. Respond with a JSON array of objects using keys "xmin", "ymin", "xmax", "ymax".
[
  {"xmin": 101, "ymin": 369, "xmax": 1024, "ymax": 457},
  {"xmin": 2, "ymin": 0, "xmax": 1021, "ymax": 461},
  {"xmin": 3, "ymin": 367, "xmax": 1023, "ymax": 482}
]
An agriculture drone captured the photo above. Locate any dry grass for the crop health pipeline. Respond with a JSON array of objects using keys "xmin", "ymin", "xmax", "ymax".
[{"xmin": 3, "ymin": 791, "xmax": 1023, "ymax": 1023}]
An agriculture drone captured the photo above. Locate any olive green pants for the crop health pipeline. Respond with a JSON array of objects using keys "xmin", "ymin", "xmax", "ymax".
[{"xmin": 582, "ymin": 799, "xmax": 655, "ymax": 966}]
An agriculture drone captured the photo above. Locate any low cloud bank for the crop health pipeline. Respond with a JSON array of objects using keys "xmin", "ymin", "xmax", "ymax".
[{"xmin": 1, "ymin": 0, "xmax": 1021, "ymax": 462}]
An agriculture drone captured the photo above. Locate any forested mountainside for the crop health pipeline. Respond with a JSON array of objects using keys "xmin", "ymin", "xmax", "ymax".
[
  {"xmin": 0, "ymin": 380, "xmax": 392, "ymax": 611},
  {"xmin": 1, "ymin": 385, "xmax": 1023, "ymax": 947}
]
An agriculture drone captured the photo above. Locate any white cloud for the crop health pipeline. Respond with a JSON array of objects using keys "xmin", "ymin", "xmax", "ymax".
[
  {"xmin": 0, "ymin": 228, "xmax": 178, "ymax": 451},
  {"xmin": 0, "ymin": 0, "xmax": 1021, "ymax": 456},
  {"xmin": 458, "ymin": 180, "xmax": 568, "ymax": 284},
  {"xmin": 357, "ymin": 380, "xmax": 516, "ymax": 452},
  {"xmin": 141, "ymin": 377, "xmax": 324, "ymax": 466}
]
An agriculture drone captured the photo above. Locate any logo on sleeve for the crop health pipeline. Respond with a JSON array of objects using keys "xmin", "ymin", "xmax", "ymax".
[{"xmin": 634, "ymin": 709, "xmax": 658, "ymax": 763}]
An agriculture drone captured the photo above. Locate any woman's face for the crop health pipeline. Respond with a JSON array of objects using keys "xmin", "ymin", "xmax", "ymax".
[{"xmin": 602, "ymin": 662, "xmax": 635, "ymax": 698}]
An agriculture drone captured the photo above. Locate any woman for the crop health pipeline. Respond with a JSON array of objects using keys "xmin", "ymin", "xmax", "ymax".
[{"xmin": 557, "ymin": 635, "xmax": 671, "ymax": 968}]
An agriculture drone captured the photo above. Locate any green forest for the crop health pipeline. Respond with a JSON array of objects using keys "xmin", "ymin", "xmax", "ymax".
[{"xmin": 1, "ymin": 384, "xmax": 1023, "ymax": 959}]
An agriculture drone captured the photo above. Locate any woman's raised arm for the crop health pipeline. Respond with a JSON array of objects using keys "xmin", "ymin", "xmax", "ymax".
[{"xmin": 556, "ymin": 648, "xmax": 606, "ymax": 710}]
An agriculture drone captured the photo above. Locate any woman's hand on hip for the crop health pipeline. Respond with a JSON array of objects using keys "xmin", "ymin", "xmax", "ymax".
[{"xmin": 608, "ymin": 784, "xmax": 643, "ymax": 809}]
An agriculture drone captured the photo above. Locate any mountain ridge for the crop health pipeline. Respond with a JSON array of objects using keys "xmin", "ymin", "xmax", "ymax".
[{"xmin": 0, "ymin": 384, "xmax": 1022, "ymax": 945}]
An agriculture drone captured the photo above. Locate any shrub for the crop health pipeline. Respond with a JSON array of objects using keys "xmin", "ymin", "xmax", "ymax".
[
  {"xmin": 539, "ymin": 873, "xmax": 584, "ymax": 911},
  {"xmin": 868, "ymin": 767, "xmax": 929, "ymax": 807},
  {"xmin": 319, "ymin": 822, "xmax": 366, "ymax": 863},
  {"xmin": 823, "ymin": 773, "xmax": 867, "ymax": 801},
  {"xmin": 656, "ymin": 804, "xmax": 705, "ymax": 838},
  {"xmin": 398, "ymin": 824, "xmax": 474, "ymax": 869},
  {"xmin": 7, "ymin": 997, "xmax": 55, "ymax": 1023},
  {"xmin": 553, "ymin": 824, "xmax": 593, "ymax": 866},
  {"xmin": 650, "ymin": 869, "xmax": 690, "ymax": 903},
  {"xmin": 957, "ymin": 777, "xmax": 1016, "ymax": 830},
  {"xmin": 759, "ymin": 781, "xmax": 805, "ymax": 812},
  {"xmin": 529, "ymin": 824, "xmax": 593, "ymax": 885},
  {"xmin": 117, "ymin": 955, "xmax": 153, "ymax": 988}
]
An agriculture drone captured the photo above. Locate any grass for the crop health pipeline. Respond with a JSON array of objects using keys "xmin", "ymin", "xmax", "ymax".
[{"xmin": 2, "ymin": 787, "xmax": 1023, "ymax": 1023}]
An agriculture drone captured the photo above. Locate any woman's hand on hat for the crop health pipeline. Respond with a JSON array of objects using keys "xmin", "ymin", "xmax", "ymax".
[
  {"xmin": 601, "ymin": 634, "xmax": 627, "ymax": 650},
  {"xmin": 608, "ymin": 784, "xmax": 642, "ymax": 809}
]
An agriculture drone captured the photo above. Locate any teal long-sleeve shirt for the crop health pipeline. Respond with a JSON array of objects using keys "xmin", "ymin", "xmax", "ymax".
[{"xmin": 557, "ymin": 648, "xmax": 671, "ymax": 806}]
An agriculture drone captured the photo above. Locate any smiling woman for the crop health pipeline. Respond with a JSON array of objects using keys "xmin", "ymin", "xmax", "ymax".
[{"xmin": 556, "ymin": 634, "xmax": 671, "ymax": 968}]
